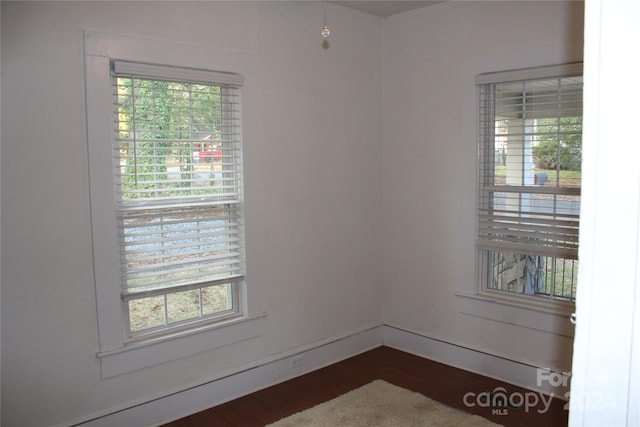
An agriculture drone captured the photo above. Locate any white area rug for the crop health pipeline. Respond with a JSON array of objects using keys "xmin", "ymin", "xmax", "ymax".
[{"xmin": 266, "ymin": 379, "xmax": 503, "ymax": 427}]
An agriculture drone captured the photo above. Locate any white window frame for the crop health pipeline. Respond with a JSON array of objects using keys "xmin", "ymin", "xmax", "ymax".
[
  {"xmin": 84, "ymin": 31, "xmax": 265, "ymax": 378},
  {"xmin": 477, "ymin": 63, "xmax": 582, "ymax": 297},
  {"xmin": 112, "ymin": 61, "xmax": 246, "ymax": 340},
  {"xmin": 457, "ymin": 62, "xmax": 582, "ymax": 338}
]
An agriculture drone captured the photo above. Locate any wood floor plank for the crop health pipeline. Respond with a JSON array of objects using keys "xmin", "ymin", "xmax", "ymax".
[{"xmin": 162, "ymin": 346, "xmax": 569, "ymax": 427}]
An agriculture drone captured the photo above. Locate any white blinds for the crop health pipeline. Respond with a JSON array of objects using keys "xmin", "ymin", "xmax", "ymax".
[
  {"xmin": 112, "ymin": 62, "xmax": 245, "ymax": 296},
  {"xmin": 113, "ymin": 61, "xmax": 245, "ymax": 86},
  {"xmin": 477, "ymin": 68, "xmax": 583, "ymax": 260}
]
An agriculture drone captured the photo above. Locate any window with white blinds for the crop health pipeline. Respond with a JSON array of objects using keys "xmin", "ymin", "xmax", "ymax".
[
  {"xmin": 112, "ymin": 61, "xmax": 245, "ymax": 337},
  {"xmin": 476, "ymin": 64, "xmax": 583, "ymax": 301}
]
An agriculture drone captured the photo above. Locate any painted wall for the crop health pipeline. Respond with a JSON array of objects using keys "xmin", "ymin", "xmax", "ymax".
[
  {"xmin": 2, "ymin": 1, "xmax": 588, "ymax": 425},
  {"xmin": 1, "ymin": 2, "xmax": 382, "ymax": 426},
  {"xmin": 382, "ymin": 1, "xmax": 584, "ymax": 371}
]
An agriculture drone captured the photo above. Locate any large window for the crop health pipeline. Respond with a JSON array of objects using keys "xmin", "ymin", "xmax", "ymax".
[
  {"xmin": 85, "ymin": 32, "xmax": 263, "ymax": 377},
  {"xmin": 111, "ymin": 61, "xmax": 246, "ymax": 339},
  {"xmin": 477, "ymin": 64, "xmax": 583, "ymax": 302}
]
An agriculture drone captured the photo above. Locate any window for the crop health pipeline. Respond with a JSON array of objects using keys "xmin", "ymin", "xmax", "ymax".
[
  {"xmin": 476, "ymin": 64, "xmax": 583, "ymax": 303},
  {"xmin": 85, "ymin": 32, "xmax": 264, "ymax": 377},
  {"xmin": 112, "ymin": 61, "xmax": 245, "ymax": 339}
]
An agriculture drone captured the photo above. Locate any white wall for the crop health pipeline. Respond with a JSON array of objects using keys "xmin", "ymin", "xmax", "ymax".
[
  {"xmin": 2, "ymin": 1, "xmax": 592, "ymax": 425},
  {"xmin": 0, "ymin": 2, "xmax": 382, "ymax": 426},
  {"xmin": 382, "ymin": 1, "xmax": 584, "ymax": 371}
]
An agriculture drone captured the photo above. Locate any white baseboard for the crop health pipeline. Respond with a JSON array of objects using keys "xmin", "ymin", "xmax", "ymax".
[
  {"xmin": 66, "ymin": 323, "xmax": 569, "ymax": 426},
  {"xmin": 68, "ymin": 326, "xmax": 383, "ymax": 427},
  {"xmin": 382, "ymin": 324, "xmax": 570, "ymax": 398}
]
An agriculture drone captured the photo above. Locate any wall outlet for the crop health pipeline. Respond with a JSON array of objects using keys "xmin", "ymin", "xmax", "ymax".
[{"xmin": 290, "ymin": 355, "xmax": 304, "ymax": 369}]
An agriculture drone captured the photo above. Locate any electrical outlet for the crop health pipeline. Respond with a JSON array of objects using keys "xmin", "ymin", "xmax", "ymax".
[{"xmin": 290, "ymin": 355, "xmax": 304, "ymax": 369}]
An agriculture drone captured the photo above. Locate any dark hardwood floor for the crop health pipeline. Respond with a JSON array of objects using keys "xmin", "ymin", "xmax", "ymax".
[{"xmin": 162, "ymin": 346, "xmax": 568, "ymax": 427}]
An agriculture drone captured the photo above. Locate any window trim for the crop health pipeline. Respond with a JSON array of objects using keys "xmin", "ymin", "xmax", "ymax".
[
  {"xmin": 111, "ymin": 65, "xmax": 246, "ymax": 339},
  {"xmin": 456, "ymin": 61, "xmax": 582, "ymax": 336},
  {"xmin": 84, "ymin": 31, "xmax": 264, "ymax": 377},
  {"xmin": 456, "ymin": 291, "xmax": 575, "ymax": 338},
  {"xmin": 474, "ymin": 62, "xmax": 582, "ymax": 85},
  {"xmin": 475, "ymin": 62, "xmax": 583, "ymax": 301}
]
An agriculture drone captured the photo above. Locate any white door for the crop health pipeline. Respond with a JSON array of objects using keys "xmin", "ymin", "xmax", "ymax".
[{"xmin": 570, "ymin": 0, "xmax": 640, "ymax": 425}]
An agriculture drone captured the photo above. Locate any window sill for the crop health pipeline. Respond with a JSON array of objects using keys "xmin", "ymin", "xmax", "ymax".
[
  {"xmin": 455, "ymin": 291, "xmax": 575, "ymax": 337},
  {"xmin": 97, "ymin": 312, "xmax": 267, "ymax": 378}
]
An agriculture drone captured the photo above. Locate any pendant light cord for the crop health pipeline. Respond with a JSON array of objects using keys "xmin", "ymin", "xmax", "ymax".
[
  {"xmin": 322, "ymin": 0, "xmax": 330, "ymax": 38},
  {"xmin": 324, "ymin": 0, "xmax": 327, "ymax": 28}
]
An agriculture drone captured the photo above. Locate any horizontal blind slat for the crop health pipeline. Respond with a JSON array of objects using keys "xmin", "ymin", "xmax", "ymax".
[
  {"xmin": 113, "ymin": 60, "xmax": 245, "ymax": 86},
  {"xmin": 119, "ymin": 201, "xmax": 241, "ymax": 212},
  {"xmin": 124, "ymin": 247, "xmax": 243, "ymax": 268},
  {"xmin": 477, "ymin": 223, "xmax": 580, "ymax": 240},
  {"xmin": 124, "ymin": 258, "xmax": 244, "ymax": 283},
  {"xmin": 121, "ymin": 235, "xmax": 243, "ymax": 257},
  {"xmin": 475, "ymin": 62, "xmax": 583, "ymax": 84},
  {"xmin": 121, "ymin": 236, "xmax": 243, "ymax": 260},
  {"xmin": 481, "ymin": 185, "xmax": 581, "ymax": 196},
  {"xmin": 477, "ymin": 212, "xmax": 580, "ymax": 226},
  {"xmin": 120, "ymin": 216, "xmax": 242, "ymax": 233},
  {"xmin": 124, "ymin": 265, "xmax": 244, "ymax": 290},
  {"xmin": 122, "ymin": 275, "xmax": 245, "ymax": 299},
  {"xmin": 477, "ymin": 240, "xmax": 578, "ymax": 259}
]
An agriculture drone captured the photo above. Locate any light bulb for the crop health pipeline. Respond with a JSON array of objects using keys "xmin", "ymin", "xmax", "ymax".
[{"xmin": 322, "ymin": 25, "xmax": 330, "ymax": 38}]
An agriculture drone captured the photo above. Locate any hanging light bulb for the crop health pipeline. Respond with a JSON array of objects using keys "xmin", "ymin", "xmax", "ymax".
[{"xmin": 322, "ymin": 0, "xmax": 330, "ymax": 38}]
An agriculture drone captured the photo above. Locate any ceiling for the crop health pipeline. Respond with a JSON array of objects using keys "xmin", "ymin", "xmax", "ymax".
[{"xmin": 329, "ymin": 1, "xmax": 446, "ymax": 17}]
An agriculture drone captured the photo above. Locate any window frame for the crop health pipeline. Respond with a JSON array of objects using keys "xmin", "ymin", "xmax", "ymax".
[
  {"xmin": 456, "ymin": 62, "xmax": 582, "ymax": 338},
  {"xmin": 84, "ymin": 31, "xmax": 265, "ymax": 378},
  {"xmin": 475, "ymin": 63, "xmax": 583, "ymax": 305},
  {"xmin": 111, "ymin": 63, "xmax": 246, "ymax": 340}
]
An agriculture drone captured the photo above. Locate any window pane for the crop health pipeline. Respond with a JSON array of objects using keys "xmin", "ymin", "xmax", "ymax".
[
  {"xmin": 128, "ymin": 296, "xmax": 166, "ymax": 332},
  {"xmin": 127, "ymin": 283, "xmax": 238, "ymax": 334},
  {"xmin": 488, "ymin": 250, "xmax": 577, "ymax": 301},
  {"xmin": 115, "ymin": 76, "xmax": 241, "ymax": 203},
  {"xmin": 167, "ymin": 289, "xmax": 201, "ymax": 324},
  {"xmin": 202, "ymin": 284, "xmax": 233, "ymax": 315}
]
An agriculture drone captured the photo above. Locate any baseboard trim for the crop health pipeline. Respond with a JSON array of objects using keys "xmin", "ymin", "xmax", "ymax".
[
  {"xmin": 64, "ymin": 323, "xmax": 570, "ymax": 426},
  {"xmin": 382, "ymin": 324, "xmax": 570, "ymax": 398},
  {"xmin": 65, "ymin": 326, "xmax": 383, "ymax": 427}
]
